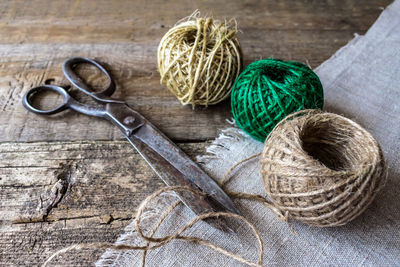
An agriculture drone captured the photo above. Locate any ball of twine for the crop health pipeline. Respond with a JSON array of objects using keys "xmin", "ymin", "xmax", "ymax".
[
  {"xmin": 231, "ymin": 59, "xmax": 324, "ymax": 142},
  {"xmin": 157, "ymin": 15, "xmax": 242, "ymax": 106},
  {"xmin": 260, "ymin": 110, "xmax": 387, "ymax": 227}
]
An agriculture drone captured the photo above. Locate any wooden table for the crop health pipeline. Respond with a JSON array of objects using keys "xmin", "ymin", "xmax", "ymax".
[{"xmin": 0, "ymin": 0, "xmax": 390, "ymax": 265}]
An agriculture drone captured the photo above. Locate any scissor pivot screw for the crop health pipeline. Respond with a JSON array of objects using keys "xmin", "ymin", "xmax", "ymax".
[{"xmin": 123, "ymin": 116, "xmax": 136, "ymax": 125}]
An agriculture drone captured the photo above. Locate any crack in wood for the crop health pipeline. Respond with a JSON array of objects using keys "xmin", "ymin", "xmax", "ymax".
[
  {"xmin": 12, "ymin": 214, "xmax": 133, "ymax": 224},
  {"xmin": 10, "ymin": 163, "xmax": 75, "ymax": 225},
  {"xmin": 39, "ymin": 162, "xmax": 73, "ymax": 220}
]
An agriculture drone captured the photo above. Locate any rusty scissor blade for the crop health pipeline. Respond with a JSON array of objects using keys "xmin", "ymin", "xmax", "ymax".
[{"xmin": 125, "ymin": 117, "xmax": 241, "ymax": 232}]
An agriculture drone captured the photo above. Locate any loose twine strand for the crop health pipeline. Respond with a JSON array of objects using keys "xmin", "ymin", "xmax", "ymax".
[{"xmin": 43, "ymin": 185, "xmax": 267, "ymax": 267}]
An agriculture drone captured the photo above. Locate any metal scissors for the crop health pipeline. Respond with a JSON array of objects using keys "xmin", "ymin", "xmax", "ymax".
[{"xmin": 22, "ymin": 57, "xmax": 240, "ymax": 231}]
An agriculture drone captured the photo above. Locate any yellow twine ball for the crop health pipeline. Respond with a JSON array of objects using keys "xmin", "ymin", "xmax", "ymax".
[{"xmin": 157, "ymin": 16, "xmax": 243, "ymax": 106}]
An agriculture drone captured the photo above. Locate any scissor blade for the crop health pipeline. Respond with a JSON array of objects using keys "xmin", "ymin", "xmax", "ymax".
[{"xmin": 125, "ymin": 118, "xmax": 241, "ymax": 221}]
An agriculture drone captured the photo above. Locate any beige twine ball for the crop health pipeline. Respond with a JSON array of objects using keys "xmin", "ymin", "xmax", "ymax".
[
  {"xmin": 260, "ymin": 110, "xmax": 387, "ymax": 227},
  {"xmin": 157, "ymin": 16, "xmax": 242, "ymax": 106}
]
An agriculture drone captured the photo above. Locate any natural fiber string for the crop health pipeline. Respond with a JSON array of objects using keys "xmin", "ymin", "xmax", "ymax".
[
  {"xmin": 158, "ymin": 14, "xmax": 242, "ymax": 106},
  {"xmin": 43, "ymin": 186, "xmax": 264, "ymax": 267},
  {"xmin": 140, "ymin": 200, "xmax": 181, "ymax": 265},
  {"xmin": 260, "ymin": 109, "xmax": 387, "ymax": 227},
  {"xmin": 220, "ymin": 153, "xmax": 289, "ymax": 221},
  {"xmin": 222, "ymin": 109, "xmax": 387, "ymax": 227}
]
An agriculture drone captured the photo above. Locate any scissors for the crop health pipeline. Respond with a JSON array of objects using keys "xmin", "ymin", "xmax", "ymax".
[{"xmin": 22, "ymin": 57, "xmax": 240, "ymax": 232}]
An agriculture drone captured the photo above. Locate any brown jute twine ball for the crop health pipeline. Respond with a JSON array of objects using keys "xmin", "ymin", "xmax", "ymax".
[
  {"xmin": 157, "ymin": 15, "xmax": 242, "ymax": 106},
  {"xmin": 260, "ymin": 109, "xmax": 387, "ymax": 227}
]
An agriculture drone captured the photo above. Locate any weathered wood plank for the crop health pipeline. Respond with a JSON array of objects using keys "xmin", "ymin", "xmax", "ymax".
[
  {"xmin": 0, "ymin": 140, "xmax": 208, "ymax": 266},
  {"xmin": 0, "ymin": 0, "xmax": 389, "ymax": 44},
  {"xmin": 0, "ymin": 0, "xmax": 390, "ymax": 142}
]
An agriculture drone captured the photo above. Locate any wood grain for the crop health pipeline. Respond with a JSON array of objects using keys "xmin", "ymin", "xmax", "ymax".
[
  {"xmin": 0, "ymin": 0, "xmax": 390, "ymax": 142},
  {"xmin": 0, "ymin": 140, "xmax": 207, "ymax": 265}
]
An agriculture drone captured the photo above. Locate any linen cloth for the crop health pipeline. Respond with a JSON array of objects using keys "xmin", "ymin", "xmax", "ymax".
[{"xmin": 97, "ymin": 1, "xmax": 400, "ymax": 266}]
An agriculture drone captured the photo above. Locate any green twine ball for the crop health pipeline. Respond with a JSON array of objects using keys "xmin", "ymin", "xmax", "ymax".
[{"xmin": 231, "ymin": 58, "xmax": 324, "ymax": 142}]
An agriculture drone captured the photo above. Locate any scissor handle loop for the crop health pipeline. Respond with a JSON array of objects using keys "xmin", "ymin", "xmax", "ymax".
[
  {"xmin": 62, "ymin": 57, "xmax": 116, "ymax": 103},
  {"xmin": 22, "ymin": 85, "xmax": 70, "ymax": 115}
]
